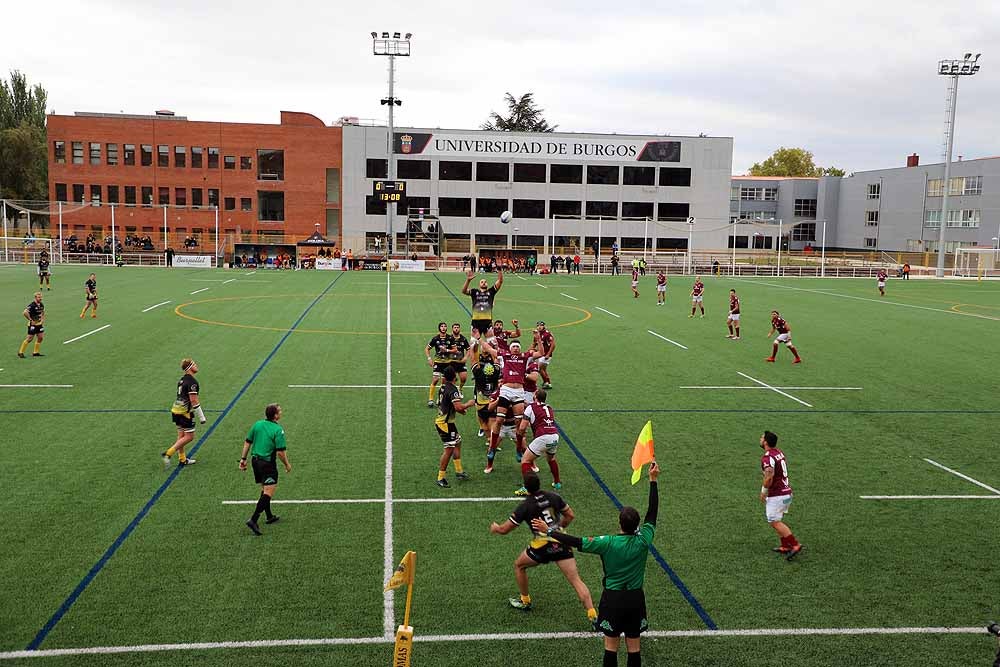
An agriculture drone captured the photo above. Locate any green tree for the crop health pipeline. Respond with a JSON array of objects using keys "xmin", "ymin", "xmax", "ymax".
[
  {"xmin": 748, "ymin": 147, "xmax": 844, "ymax": 178},
  {"xmin": 481, "ymin": 92, "xmax": 556, "ymax": 132},
  {"xmin": 0, "ymin": 70, "xmax": 49, "ymax": 203}
]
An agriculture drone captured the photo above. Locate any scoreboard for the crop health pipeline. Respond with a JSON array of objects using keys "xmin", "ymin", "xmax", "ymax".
[{"xmin": 373, "ymin": 180, "xmax": 406, "ymax": 203}]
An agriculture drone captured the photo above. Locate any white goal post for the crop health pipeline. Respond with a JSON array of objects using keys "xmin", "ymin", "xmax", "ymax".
[
  {"xmin": 953, "ymin": 247, "xmax": 999, "ymax": 278},
  {"xmin": 0, "ymin": 237, "xmax": 55, "ymax": 265}
]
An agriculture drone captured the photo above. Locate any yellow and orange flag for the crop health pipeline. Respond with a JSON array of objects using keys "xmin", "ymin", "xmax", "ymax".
[
  {"xmin": 384, "ymin": 551, "xmax": 416, "ymax": 591},
  {"xmin": 630, "ymin": 421, "xmax": 655, "ymax": 484}
]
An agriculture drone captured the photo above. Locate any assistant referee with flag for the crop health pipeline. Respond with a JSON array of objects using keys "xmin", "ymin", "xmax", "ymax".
[{"xmin": 532, "ymin": 461, "xmax": 659, "ymax": 667}]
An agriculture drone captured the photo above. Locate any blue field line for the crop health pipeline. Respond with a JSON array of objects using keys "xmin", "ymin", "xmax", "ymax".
[
  {"xmin": 432, "ymin": 271, "xmax": 718, "ymax": 630},
  {"xmin": 560, "ymin": 408, "xmax": 1000, "ymax": 415},
  {"xmin": 432, "ymin": 272, "xmax": 471, "ymax": 312},
  {"xmin": 26, "ymin": 272, "xmax": 345, "ymax": 651}
]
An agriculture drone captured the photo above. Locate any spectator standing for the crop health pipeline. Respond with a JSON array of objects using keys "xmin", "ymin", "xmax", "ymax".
[
  {"xmin": 902, "ymin": 263, "xmax": 910, "ymax": 280},
  {"xmin": 165, "ymin": 247, "xmax": 174, "ymax": 267},
  {"xmin": 573, "ymin": 254, "xmax": 581, "ymax": 274}
]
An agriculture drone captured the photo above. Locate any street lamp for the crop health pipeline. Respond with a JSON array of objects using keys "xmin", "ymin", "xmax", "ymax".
[
  {"xmin": 372, "ymin": 30, "xmax": 412, "ymax": 256},
  {"xmin": 935, "ymin": 52, "xmax": 982, "ymax": 277}
]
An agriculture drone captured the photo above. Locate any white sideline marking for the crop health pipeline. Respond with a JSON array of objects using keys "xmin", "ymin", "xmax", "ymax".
[
  {"xmin": 0, "ymin": 627, "xmax": 985, "ymax": 659},
  {"xmin": 222, "ymin": 497, "xmax": 520, "ymax": 505},
  {"xmin": 245, "ymin": 271, "xmax": 256, "ymax": 276},
  {"xmin": 189, "ymin": 279, "xmax": 228, "ymax": 282},
  {"xmin": 535, "ymin": 282, "xmax": 548, "ymax": 289},
  {"xmin": 288, "ymin": 384, "xmax": 427, "ymax": 389},
  {"xmin": 190, "ymin": 287, "xmax": 209, "ymax": 295},
  {"xmin": 222, "ymin": 278, "xmax": 236, "ymax": 284},
  {"xmin": 515, "ymin": 274, "xmax": 527, "ymax": 281},
  {"xmin": 595, "ymin": 306, "xmax": 621, "ymax": 318},
  {"xmin": 0, "ymin": 384, "xmax": 73, "ymax": 388},
  {"xmin": 141, "ymin": 301, "xmax": 171, "ymax": 313},
  {"xmin": 924, "ymin": 458, "xmax": 1000, "ymax": 495},
  {"xmin": 736, "ymin": 371, "xmax": 813, "ymax": 408},
  {"xmin": 680, "ymin": 386, "xmax": 862, "ymax": 391},
  {"xmin": 383, "ymin": 270, "xmax": 395, "ymax": 639},
  {"xmin": 560, "ymin": 292, "xmax": 578, "ymax": 301},
  {"xmin": 861, "ymin": 495, "xmax": 1000, "ymax": 500},
  {"xmin": 63, "ymin": 324, "xmax": 111, "ymax": 345},
  {"xmin": 647, "ymin": 330, "xmax": 688, "ymax": 350}
]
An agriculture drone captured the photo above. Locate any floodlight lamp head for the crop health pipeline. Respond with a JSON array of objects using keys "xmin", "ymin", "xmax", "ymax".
[
  {"xmin": 382, "ymin": 31, "xmax": 389, "ymax": 38},
  {"xmin": 393, "ymin": 32, "xmax": 401, "ymax": 38},
  {"xmin": 371, "ymin": 31, "xmax": 377, "ymax": 38},
  {"xmin": 405, "ymin": 32, "xmax": 412, "ymax": 39},
  {"xmin": 964, "ymin": 52, "xmax": 972, "ymax": 59}
]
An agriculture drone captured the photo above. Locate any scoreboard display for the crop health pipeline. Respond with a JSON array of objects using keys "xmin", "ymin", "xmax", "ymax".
[{"xmin": 373, "ymin": 180, "xmax": 406, "ymax": 203}]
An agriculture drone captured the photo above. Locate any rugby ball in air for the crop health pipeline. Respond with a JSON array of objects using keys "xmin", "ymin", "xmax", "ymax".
[{"xmin": 500, "ymin": 210, "xmax": 513, "ymax": 224}]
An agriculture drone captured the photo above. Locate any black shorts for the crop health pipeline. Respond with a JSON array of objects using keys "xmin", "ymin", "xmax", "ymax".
[
  {"xmin": 451, "ymin": 362, "xmax": 467, "ymax": 374},
  {"xmin": 477, "ymin": 404, "xmax": 493, "ymax": 423},
  {"xmin": 171, "ymin": 412, "xmax": 195, "ymax": 432},
  {"xmin": 27, "ymin": 324, "xmax": 44, "ymax": 336},
  {"xmin": 597, "ymin": 588, "xmax": 648, "ymax": 638},
  {"xmin": 39, "ymin": 271, "xmax": 50, "ymax": 277},
  {"xmin": 86, "ymin": 295, "xmax": 97, "ymax": 302},
  {"xmin": 471, "ymin": 319, "xmax": 492, "ymax": 336},
  {"xmin": 435, "ymin": 422, "xmax": 460, "ymax": 447},
  {"xmin": 252, "ymin": 457, "xmax": 279, "ymax": 485},
  {"xmin": 433, "ymin": 362, "xmax": 451, "ymax": 376},
  {"xmin": 526, "ymin": 542, "xmax": 575, "ymax": 564}
]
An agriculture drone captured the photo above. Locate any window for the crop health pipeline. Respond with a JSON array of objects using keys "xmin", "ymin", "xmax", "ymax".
[
  {"xmin": 191, "ymin": 188, "xmax": 203, "ymax": 208},
  {"xmin": 763, "ymin": 187, "xmax": 778, "ymax": 201},
  {"xmin": 366, "ymin": 159, "xmax": 388, "ymax": 178},
  {"xmin": 794, "ymin": 198, "xmax": 817, "ymax": 217},
  {"xmin": 867, "ymin": 183, "xmax": 880, "ymax": 199},
  {"xmin": 366, "ymin": 195, "xmax": 387, "ymax": 215},
  {"xmin": 88, "ymin": 142, "xmax": 100, "ymax": 165},
  {"xmin": 157, "ymin": 145, "xmax": 169, "ymax": 167},
  {"xmin": 158, "ymin": 187, "xmax": 169, "ymax": 206},
  {"xmin": 865, "ymin": 210, "xmax": 879, "ymax": 226},
  {"xmin": 54, "ymin": 141, "xmax": 66, "ymax": 164},
  {"xmin": 72, "ymin": 184, "xmax": 85, "ymax": 202},
  {"xmin": 191, "ymin": 147, "xmax": 203, "ymax": 168},
  {"xmin": 224, "ymin": 197, "xmax": 236, "ymax": 211},
  {"xmin": 257, "ymin": 149, "xmax": 284, "ymax": 180},
  {"xmin": 104, "ymin": 143, "xmax": 118, "ymax": 166},
  {"xmin": 864, "ymin": 237, "xmax": 877, "ymax": 248},
  {"xmin": 55, "ymin": 183, "xmax": 67, "ymax": 201},
  {"xmin": 174, "ymin": 188, "xmax": 187, "ymax": 207},
  {"xmin": 791, "ymin": 222, "xmax": 815, "ymax": 241},
  {"xmin": 174, "ymin": 146, "xmax": 185, "ymax": 168},
  {"xmin": 741, "ymin": 186, "xmax": 779, "ymax": 201},
  {"xmin": 512, "ymin": 199, "xmax": 545, "ymax": 218},
  {"xmin": 621, "ymin": 202, "xmax": 654, "ymax": 218},
  {"xmin": 124, "ymin": 186, "xmax": 136, "ymax": 206},
  {"xmin": 224, "ymin": 155, "xmax": 236, "ymax": 170},
  {"xmin": 731, "ymin": 210, "xmax": 775, "ymax": 222},
  {"xmin": 658, "ymin": 202, "xmax": 690, "ymax": 221},
  {"xmin": 258, "ymin": 191, "xmax": 284, "ymax": 221},
  {"xmin": 947, "ymin": 209, "xmax": 980, "ymax": 228},
  {"xmin": 475, "ymin": 198, "xmax": 508, "ymax": 218},
  {"xmin": 550, "ymin": 164, "xmax": 583, "ymax": 184},
  {"xmin": 587, "ymin": 165, "xmax": 618, "ymax": 185},
  {"xmin": 659, "ymin": 167, "xmax": 691, "ymax": 187},
  {"xmin": 141, "ymin": 186, "xmax": 153, "ymax": 207},
  {"xmin": 397, "ymin": 159, "xmax": 430, "ymax": 179},
  {"xmin": 927, "ymin": 179, "xmax": 943, "ymax": 197},
  {"xmin": 72, "ymin": 142, "xmax": 84, "ymax": 164},
  {"xmin": 752, "ymin": 235, "xmax": 774, "ymax": 250},
  {"xmin": 586, "ymin": 201, "xmax": 618, "ymax": 219},
  {"xmin": 728, "ymin": 235, "xmax": 749, "ymax": 249},
  {"xmin": 124, "ymin": 144, "xmax": 135, "ymax": 166},
  {"xmin": 240, "ymin": 197, "xmax": 252, "ymax": 211},
  {"xmin": 240, "ymin": 156, "xmax": 252, "ymax": 170},
  {"xmin": 208, "ymin": 189, "xmax": 219, "ymax": 208},
  {"xmin": 550, "ymin": 200, "xmax": 582, "ymax": 218},
  {"xmin": 326, "ymin": 168, "xmax": 340, "ymax": 203},
  {"xmin": 107, "ymin": 185, "xmax": 119, "ymax": 204},
  {"xmin": 90, "ymin": 185, "xmax": 102, "ymax": 206},
  {"xmin": 730, "ymin": 185, "xmax": 740, "ymax": 201},
  {"xmin": 657, "ymin": 237, "xmax": 689, "ymax": 250},
  {"xmin": 476, "ymin": 161, "xmax": 509, "ymax": 181},
  {"xmin": 514, "ymin": 163, "xmax": 546, "ymax": 183},
  {"xmin": 623, "ymin": 166, "xmax": 655, "ymax": 186},
  {"xmin": 949, "ymin": 177, "xmax": 964, "ymax": 196},
  {"xmin": 439, "ymin": 197, "xmax": 472, "ymax": 217},
  {"xmin": 439, "ymin": 161, "xmax": 472, "ymax": 181},
  {"xmin": 923, "ymin": 211, "xmax": 942, "ymax": 227},
  {"xmin": 139, "ymin": 145, "xmax": 152, "ymax": 166},
  {"xmin": 208, "ymin": 147, "xmax": 219, "ymax": 169},
  {"xmin": 403, "ymin": 196, "xmax": 430, "ymax": 214},
  {"xmin": 963, "ymin": 176, "xmax": 983, "ymax": 195}
]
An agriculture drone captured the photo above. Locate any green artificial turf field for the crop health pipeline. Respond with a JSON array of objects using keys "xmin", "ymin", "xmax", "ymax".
[{"xmin": 2, "ymin": 264, "xmax": 999, "ymax": 666}]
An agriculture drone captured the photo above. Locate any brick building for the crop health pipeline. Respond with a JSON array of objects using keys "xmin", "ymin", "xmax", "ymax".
[{"xmin": 46, "ymin": 110, "xmax": 342, "ymax": 251}]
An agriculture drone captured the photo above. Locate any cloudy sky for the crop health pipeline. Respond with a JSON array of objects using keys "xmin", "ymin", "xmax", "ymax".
[{"xmin": 5, "ymin": 0, "xmax": 998, "ymax": 173}]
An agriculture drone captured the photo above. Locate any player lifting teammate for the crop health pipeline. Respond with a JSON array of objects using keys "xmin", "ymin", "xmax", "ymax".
[
  {"xmin": 463, "ymin": 269, "xmax": 503, "ymax": 337},
  {"xmin": 726, "ymin": 288, "xmax": 741, "ymax": 339},
  {"xmin": 470, "ymin": 335, "xmax": 501, "ymax": 442},
  {"xmin": 515, "ymin": 388, "xmax": 562, "ymax": 494},
  {"xmin": 163, "ymin": 358, "xmax": 206, "ymax": 467},
  {"xmin": 766, "ymin": 310, "xmax": 802, "ymax": 363},
  {"xmin": 689, "ymin": 276, "xmax": 705, "ymax": 317},
  {"xmin": 655, "ymin": 270, "xmax": 667, "ymax": 306},
  {"xmin": 876, "ymin": 268, "xmax": 888, "ymax": 296},
  {"xmin": 759, "ymin": 431, "xmax": 803, "ymax": 560},
  {"xmin": 81, "ymin": 273, "xmax": 98, "ymax": 318},
  {"xmin": 434, "ymin": 365, "xmax": 475, "ymax": 488},
  {"xmin": 18, "ymin": 292, "xmax": 45, "ymax": 358},
  {"xmin": 481, "ymin": 337, "xmax": 537, "ymax": 465},
  {"xmin": 450, "ymin": 323, "xmax": 471, "ymax": 390},
  {"xmin": 533, "ymin": 321, "xmax": 555, "ymax": 389},
  {"xmin": 425, "ymin": 322, "xmax": 454, "ymax": 408},
  {"xmin": 37, "ymin": 251, "xmax": 51, "ymax": 290}
]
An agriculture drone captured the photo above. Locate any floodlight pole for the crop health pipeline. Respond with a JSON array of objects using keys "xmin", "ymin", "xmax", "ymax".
[
  {"xmin": 776, "ymin": 219, "xmax": 782, "ymax": 276},
  {"xmin": 2, "ymin": 200, "xmax": 7, "ymax": 262},
  {"xmin": 820, "ymin": 219, "xmax": 827, "ymax": 278},
  {"xmin": 373, "ymin": 32, "xmax": 411, "ymax": 257},
  {"xmin": 731, "ymin": 221, "xmax": 738, "ymax": 276},
  {"xmin": 58, "ymin": 201, "xmax": 63, "ymax": 263},
  {"xmin": 936, "ymin": 53, "xmax": 982, "ymax": 277}
]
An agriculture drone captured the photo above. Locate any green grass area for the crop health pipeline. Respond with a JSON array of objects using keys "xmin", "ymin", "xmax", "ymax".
[{"xmin": 3, "ymin": 265, "xmax": 999, "ymax": 666}]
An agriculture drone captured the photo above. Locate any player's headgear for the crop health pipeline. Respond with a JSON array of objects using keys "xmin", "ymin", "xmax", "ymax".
[
  {"xmin": 181, "ymin": 358, "xmax": 195, "ymax": 371},
  {"xmin": 509, "ymin": 340, "xmax": 522, "ymax": 351},
  {"xmin": 763, "ymin": 431, "xmax": 778, "ymax": 448},
  {"xmin": 536, "ymin": 320, "xmax": 545, "ymax": 327},
  {"xmin": 523, "ymin": 473, "xmax": 541, "ymax": 493},
  {"xmin": 619, "ymin": 506, "xmax": 640, "ymax": 534}
]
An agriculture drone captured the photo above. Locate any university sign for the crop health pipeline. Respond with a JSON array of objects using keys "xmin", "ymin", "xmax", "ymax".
[{"xmin": 394, "ymin": 133, "xmax": 681, "ymax": 163}]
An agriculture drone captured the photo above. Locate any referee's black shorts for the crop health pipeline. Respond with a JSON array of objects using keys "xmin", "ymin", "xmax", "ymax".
[
  {"xmin": 252, "ymin": 456, "xmax": 279, "ymax": 485},
  {"xmin": 596, "ymin": 588, "xmax": 648, "ymax": 638}
]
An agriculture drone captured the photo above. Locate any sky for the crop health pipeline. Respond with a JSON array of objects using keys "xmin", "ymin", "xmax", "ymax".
[{"xmin": 4, "ymin": 0, "xmax": 998, "ymax": 174}]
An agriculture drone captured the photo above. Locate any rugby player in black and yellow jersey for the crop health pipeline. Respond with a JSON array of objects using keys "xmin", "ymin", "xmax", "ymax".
[
  {"xmin": 18, "ymin": 292, "xmax": 45, "ymax": 358},
  {"xmin": 462, "ymin": 269, "xmax": 503, "ymax": 336},
  {"xmin": 162, "ymin": 358, "xmax": 206, "ymax": 467},
  {"xmin": 470, "ymin": 334, "xmax": 502, "ymax": 467},
  {"xmin": 435, "ymin": 366, "xmax": 475, "ymax": 488},
  {"xmin": 37, "ymin": 252, "xmax": 51, "ymax": 290},
  {"xmin": 80, "ymin": 273, "xmax": 98, "ymax": 319},
  {"xmin": 450, "ymin": 322, "xmax": 471, "ymax": 390},
  {"xmin": 424, "ymin": 322, "xmax": 455, "ymax": 408}
]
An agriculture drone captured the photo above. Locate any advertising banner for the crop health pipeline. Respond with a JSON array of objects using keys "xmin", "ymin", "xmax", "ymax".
[
  {"xmin": 395, "ymin": 132, "xmax": 681, "ymax": 163},
  {"xmin": 174, "ymin": 254, "xmax": 213, "ymax": 268},
  {"xmin": 390, "ymin": 259, "xmax": 425, "ymax": 272},
  {"xmin": 315, "ymin": 257, "xmax": 339, "ymax": 270}
]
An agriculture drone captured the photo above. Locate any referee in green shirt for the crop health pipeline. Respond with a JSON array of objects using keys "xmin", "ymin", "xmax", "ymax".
[
  {"xmin": 239, "ymin": 404, "xmax": 291, "ymax": 536},
  {"xmin": 533, "ymin": 462, "xmax": 659, "ymax": 667}
]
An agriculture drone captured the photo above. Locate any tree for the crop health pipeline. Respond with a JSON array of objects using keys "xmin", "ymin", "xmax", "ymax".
[
  {"xmin": 0, "ymin": 70, "xmax": 49, "ymax": 203},
  {"xmin": 481, "ymin": 92, "xmax": 556, "ymax": 132},
  {"xmin": 748, "ymin": 147, "xmax": 844, "ymax": 178}
]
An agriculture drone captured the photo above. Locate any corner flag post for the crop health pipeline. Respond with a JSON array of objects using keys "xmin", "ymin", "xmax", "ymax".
[{"xmin": 385, "ymin": 550, "xmax": 417, "ymax": 667}]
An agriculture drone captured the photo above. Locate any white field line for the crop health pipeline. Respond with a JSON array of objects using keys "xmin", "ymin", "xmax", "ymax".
[
  {"xmin": 924, "ymin": 458, "xmax": 1000, "ymax": 495},
  {"xmin": 222, "ymin": 278, "xmax": 236, "ymax": 284},
  {"xmin": 245, "ymin": 271, "xmax": 256, "ymax": 276},
  {"xmin": 535, "ymin": 282, "xmax": 548, "ymax": 289},
  {"xmin": 647, "ymin": 330, "xmax": 688, "ymax": 350},
  {"xmin": 680, "ymin": 386, "xmax": 862, "ymax": 391},
  {"xmin": 736, "ymin": 278, "xmax": 1000, "ymax": 322},
  {"xmin": 861, "ymin": 495, "xmax": 1000, "ymax": 500},
  {"xmin": 515, "ymin": 274, "xmax": 527, "ymax": 281},
  {"xmin": 221, "ymin": 497, "xmax": 520, "ymax": 505},
  {"xmin": 189, "ymin": 279, "xmax": 228, "ymax": 282},
  {"xmin": 560, "ymin": 292, "xmax": 579, "ymax": 301},
  {"xmin": 736, "ymin": 371, "xmax": 813, "ymax": 408},
  {"xmin": 190, "ymin": 287, "xmax": 210, "ymax": 295},
  {"xmin": 63, "ymin": 324, "xmax": 111, "ymax": 345},
  {"xmin": 595, "ymin": 306, "xmax": 621, "ymax": 318},
  {"xmin": 383, "ymin": 271, "xmax": 395, "ymax": 639},
  {"xmin": 141, "ymin": 301, "xmax": 171, "ymax": 313},
  {"xmin": 0, "ymin": 627, "xmax": 985, "ymax": 659},
  {"xmin": 0, "ymin": 384, "xmax": 73, "ymax": 388},
  {"xmin": 288, "ymin": 384, "xmax": 427, "ymax": 389}
]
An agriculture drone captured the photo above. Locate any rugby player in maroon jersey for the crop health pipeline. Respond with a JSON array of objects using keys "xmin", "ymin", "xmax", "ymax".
[
  {"xmin": 765, "ymin": 310, "xmax": 802, "ymax": 364},
  {"xmin": 876, "ymin": 269, "xmax": 888, "ymax": 296},
  {"xmin": 759, "ymin": 431, "xmax": 803, "ymax": 560},
  {"xmin": 515, "ymin": 388, "xmax": 561, "ymax": 495},
  {"xmin": 480, "ymin": 337, "xmax": 540, "ymax": 466},
  {"xmin": 655, "ymin": 270, "xmax": 667, "ymax": 306},
  {"xmin": 726, "ymin": 289, "xmax": 741, "ymax": 340},
  {"xmin": 489, "ymin": 319, "xmax": 521, "ymax": 355},
  {"xmin": 630, "ymin": 267, "xmax": 640, "ymax": 298},
  {"xmin": 533, "ymin": 321, "xmax": 556, "ymax": 389},
  {"xmin": 689, "ymin": 277, "xmax": 705, "ymax": 318}
]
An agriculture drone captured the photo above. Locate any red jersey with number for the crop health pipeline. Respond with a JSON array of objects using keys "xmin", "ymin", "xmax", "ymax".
[
  {"xmin": 500, "ymin": 353, "xmax": 527, "ymax": 385},
  {"xmin": 730, "ymin": 294, "xmax": 740, "ymax": 314},
  {"xmin": 524, "ymin": 401, "xmax": 558, "ymax": 437},
  {"xmin": 761, "ymin": 448, "xmax": 792, "ymax": 497},
  {"xmin": 657, "ymin": 273, "xmax": 666, "ymax": 286},
  {"xmin": 537, "ymin": 330, "xmax": 554, "ymax": 355},
  {"xmin": 692, "ymin": 281, "xmax": 704, "ymax": 296},
  {"xmin": 771, "ymin": 315, "xmax": 788, "ymax": 333},
  {"xmin": 523, "ymin": 360, "xmax": 539, "ymax": 393},
  {"xmin": 877, "ymin": 270, "xmax": 887, "ymax": 282}
]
